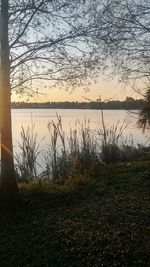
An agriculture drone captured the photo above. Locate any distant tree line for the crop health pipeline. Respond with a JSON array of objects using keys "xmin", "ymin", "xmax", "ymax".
[{"xmin": 11, "ymin": 97, "xmax": 144, "ymax": 110}]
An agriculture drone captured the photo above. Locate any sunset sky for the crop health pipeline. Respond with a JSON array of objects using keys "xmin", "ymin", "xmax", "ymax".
[{"xmin": 11, "ymin": 77, "xmax": 140, "ymax": 103}]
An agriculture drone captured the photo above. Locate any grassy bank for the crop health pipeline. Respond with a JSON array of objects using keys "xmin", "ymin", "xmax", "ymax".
[{"xmin": 0, "ymin": 161, "xmax": 150, "ymax": 266}]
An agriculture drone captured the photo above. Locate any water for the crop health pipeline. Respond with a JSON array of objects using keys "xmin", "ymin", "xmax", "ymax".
[
  {"xmin": 11, "ymin": 109, "xmax": 150, "ymax": 173},
  {"xmin": 12, "ymin": 109, "xmax": 149, "ymax": 148}
]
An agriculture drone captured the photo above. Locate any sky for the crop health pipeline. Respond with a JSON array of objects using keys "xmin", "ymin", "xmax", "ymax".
[
  {"xmin": 9, "ymin": 0, "xmax": 145, "ymax": 104},
  {"xmin": 11, "ymin": 77, "xmax": 141, "ymax": 103}
]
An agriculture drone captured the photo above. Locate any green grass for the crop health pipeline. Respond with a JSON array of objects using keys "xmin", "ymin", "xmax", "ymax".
[{"xmin": 0, "ymin": 161, "xmax": 150, "ymax": 266}]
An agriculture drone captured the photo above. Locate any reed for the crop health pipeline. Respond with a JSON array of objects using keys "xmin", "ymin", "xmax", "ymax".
[
  {"xmin": 45, "ymin": 113, "xmax": 68, "ymax": 181},
  {"xmin": 77, "ymin": 119, "xmax": 98, "ymax": 173},
  {"xmin": 98, "ymin": 120, "xmax": 128, "ymax": 164},
  {"xmin": 15, "ymin": 122, "xmax": 43, "ymax": 182},
  {"xmin": 44, "ymin": 117, "xmax": 99, "ymax": 181},
  {"xmin": 15, "ymin": 114, "xmax": 150, "ymax": 182}
]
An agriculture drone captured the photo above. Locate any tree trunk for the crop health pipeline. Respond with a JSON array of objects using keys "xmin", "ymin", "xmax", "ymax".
[{"xmin": 0, "ymin": 0, "xmax": 18, "ymax": 200}]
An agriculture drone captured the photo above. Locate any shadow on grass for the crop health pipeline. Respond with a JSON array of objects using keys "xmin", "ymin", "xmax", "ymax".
[{"xmin": 0, "ymin": 162, "xmax": 150, "ymax": 266}]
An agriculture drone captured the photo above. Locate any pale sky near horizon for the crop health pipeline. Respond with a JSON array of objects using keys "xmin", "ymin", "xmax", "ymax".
[{"xmin": 11, "ymin": 77, "xmax": 141, "ymax": 103}]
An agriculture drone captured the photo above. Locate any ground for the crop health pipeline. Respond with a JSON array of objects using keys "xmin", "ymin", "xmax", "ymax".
[{"xmin": 0, "ymin": 161, "xmax": 150, "ymax": 266}]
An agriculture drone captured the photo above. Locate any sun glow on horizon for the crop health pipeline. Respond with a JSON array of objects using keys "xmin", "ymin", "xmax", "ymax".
[{"xmin": 11, "ymin": 78, "xmax": 142, "ymax": 103}]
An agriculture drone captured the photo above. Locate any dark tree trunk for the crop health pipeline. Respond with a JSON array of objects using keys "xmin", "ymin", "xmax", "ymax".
[{"xmin": 0, "ymin": 0, "xmax": 18, "ymax": 199}]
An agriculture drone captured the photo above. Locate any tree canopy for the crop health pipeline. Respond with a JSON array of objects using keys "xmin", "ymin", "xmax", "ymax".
[
  {"xmin": 94, "ymin": 0, "xmax": 150, "ymax": 93},
  {"xmin": 8, "ymin": 0, "xmax": 104, "ymax": 96}
]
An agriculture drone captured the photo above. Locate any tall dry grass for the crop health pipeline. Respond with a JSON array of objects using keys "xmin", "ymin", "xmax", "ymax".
[
  {"xmin": 15, "ymin": 122, "xmax": 44, "ymax": 182},
  {"xmin": 15, "ymin": 114, "xmax": 149, "ymax": 182}
]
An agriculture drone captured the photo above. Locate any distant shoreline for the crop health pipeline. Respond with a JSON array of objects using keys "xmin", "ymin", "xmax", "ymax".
[
  {"xmin": 11, "ymin": 98, "xmax": 144, "ymax": 110},
  {"xmin": 11, "ymin": 107, "xmax": 141, "ymax": 110}
]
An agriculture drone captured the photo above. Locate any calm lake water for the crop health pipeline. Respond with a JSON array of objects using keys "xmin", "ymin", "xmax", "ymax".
[
  {"xmin": 12, "ymin": 109, "xmax": 149, "ymax": 152},
  {"xmin": 11, "ymin": 109, "xmax": 150, "ymax": 173}
]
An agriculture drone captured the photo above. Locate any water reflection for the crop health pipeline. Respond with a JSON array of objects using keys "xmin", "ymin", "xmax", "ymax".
[{"xmin": 12, "ymin": 109, "xmax": 149, "ymax": 155}]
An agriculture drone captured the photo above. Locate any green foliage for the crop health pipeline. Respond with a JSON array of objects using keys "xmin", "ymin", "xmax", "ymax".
[{"xmin": 138, "ymin": 89, "xmax": 150, "ymax": 132}]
